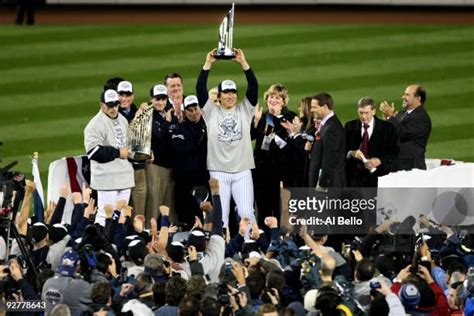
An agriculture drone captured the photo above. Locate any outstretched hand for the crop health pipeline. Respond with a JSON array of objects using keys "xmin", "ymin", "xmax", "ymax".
[
  {"xmin": 84, "ymin": 197, "xmax": 97, "ymax": 219},
  {"xmin": 204, "ymin": 49, "xmax": 217, "ymax": 70},
  {"xmin": 233, "ymin": 48, "xmax": 249, "ymax": 70},
  {"xmin": 238, "ymin": 217, "xmax": 251, "ymax": 237},
  {"xmin": 264, "ymin": 216, "xmax": 278, "ymax": 229},
  {"xmin": 233, "ymin": 48, "xmax": 245, "ymax": 63},
  {"xmin": 379, "ymin": 101, "xmax": 396, "ymax": 119},
  {"xmin": 209, "ymin": 178, "xmax": 220, "ymax": 194},
  {"xmin": 25, "ymin": 179, "xmax": 36, "ymax": 194},
  {"xmin": 254, "ymin": 104, "xmax": 263, "ymax": 124},
  {"xmin": 280, "ymin": 120, "xmax": 293, "ymax": 132}
]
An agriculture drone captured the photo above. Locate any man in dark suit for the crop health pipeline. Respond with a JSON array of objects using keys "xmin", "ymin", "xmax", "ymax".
[
  {"xmin": 380, "ymin": 84, "xmax": 431, "ymax": 171},
  {"xmin": 345, "ymin": 97, "xmax": 399, "ymax": 187},
  {"xmin": 308, "ymin": 92, "xmax": 346, "ymax": 190}
]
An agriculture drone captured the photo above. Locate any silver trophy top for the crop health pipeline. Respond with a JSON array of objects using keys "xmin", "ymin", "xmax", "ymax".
[{"xmin": 215, "ymin": 3, "xmax": 235, "ymax": 60}]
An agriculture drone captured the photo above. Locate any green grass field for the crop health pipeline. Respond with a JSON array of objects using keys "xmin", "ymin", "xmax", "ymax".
[{"xmin": 1, "ymin": 24, "xmax": 473, "ymax": 182}]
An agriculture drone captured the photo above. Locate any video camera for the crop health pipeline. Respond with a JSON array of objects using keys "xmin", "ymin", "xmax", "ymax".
[{"xmin": 0, "ymin": 154, "xmax": 25, "ymax": 217}]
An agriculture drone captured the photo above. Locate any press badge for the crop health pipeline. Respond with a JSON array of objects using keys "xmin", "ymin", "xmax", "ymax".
[{"xmin": 261, "ymin": 133, "xmax": 274, "ymax": 151}]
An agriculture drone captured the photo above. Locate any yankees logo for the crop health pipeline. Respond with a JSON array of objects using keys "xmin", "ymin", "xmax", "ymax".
[{"xmin": 217, "ymin": 111, "xmax": 242, "ymax": 143}]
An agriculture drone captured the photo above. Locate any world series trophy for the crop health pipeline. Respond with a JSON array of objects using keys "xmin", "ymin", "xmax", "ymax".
[{"xmin": 214, "ymin": 3, "xmax": 236, "ymax": 60}]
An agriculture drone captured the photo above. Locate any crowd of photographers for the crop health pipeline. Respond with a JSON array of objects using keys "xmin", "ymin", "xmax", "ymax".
[
  {"xmin": 0, "ymin": 53, "xmax": 461, "ymax": 315},
  {"xmin": 0, "ymin": 170, "xmax": 474, "ymax": 316}
]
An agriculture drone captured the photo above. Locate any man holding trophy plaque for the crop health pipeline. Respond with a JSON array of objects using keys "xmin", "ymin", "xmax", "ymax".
[{"xmin": 196, "ymin": 46, "xmax": 258, "ymax": 228}]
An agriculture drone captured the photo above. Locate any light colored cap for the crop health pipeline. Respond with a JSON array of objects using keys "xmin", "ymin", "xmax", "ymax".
[
  {"xmin": 152, "ymin": 84, "xmax": 168, "ymax": 97},
  {"xmin": 249, "ymin": 251, "xmax": 261, "ymax": 259},
  {"xmin": 117, "ymin": 81, "xmax": 133, "ymax": 94},
  {"xmin": 184, "ymin": 95, "xmax": 199, "ymax": 108},
  {"xmin": 103, "ymin": 89, "xmax": 119, "ymax": 103},
  {"xmin": 171, "ymin": 241, "xmax": 185, "ymax": 248},
  {"xmin": 219, "ymin": 79, "xmax": 237, "ymax": 92},
  {"xmin": 190, "ymin": 230, "xmax": 205, "ymax": 237}
]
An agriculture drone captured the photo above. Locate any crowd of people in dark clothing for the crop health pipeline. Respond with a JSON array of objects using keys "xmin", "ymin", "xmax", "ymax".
[{"xmin": 2, "ymin": 49, "xmax": 470, "ymax": 316}]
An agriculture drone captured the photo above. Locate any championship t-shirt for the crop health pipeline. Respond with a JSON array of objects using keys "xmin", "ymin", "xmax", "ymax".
[{"xmin": 202, "ymin": 97, "xmax": 255, "ymax": 173}]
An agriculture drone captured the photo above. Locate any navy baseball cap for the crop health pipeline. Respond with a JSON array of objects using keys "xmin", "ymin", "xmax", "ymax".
[
  {"xmin": 58, "ymin": 250, "xmax": 80, "ymax": 277},
  {"xmin": 398, "ymin": 283, "xmax": 420, "ymax": 310},
  {"xmin": 167, "ymin": 241, "xmax": 185, "ymax": 263},
  {"xmin": 187, "ymin": 229, "xmax": 206, "ymax": 252},
  {"xmin": 49, "ymin": 224, "xmax": 68, "ymax": 244},
  {"xmin": 28, "ymin": 222, "xmax": 48, "ymax": 244}
]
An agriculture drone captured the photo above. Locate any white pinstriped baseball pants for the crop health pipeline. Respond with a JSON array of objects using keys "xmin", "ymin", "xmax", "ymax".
[
  {"xmin": 95, "ymin": 189, "xmax": 131, "ymax": 226},
  {"xmin": 209, "ymin": 170, "xmax": 256, "ymax": 228}
]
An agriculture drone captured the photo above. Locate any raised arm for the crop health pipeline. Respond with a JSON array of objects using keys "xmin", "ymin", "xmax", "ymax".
[
  {"xmin": 50, "ymin": 182, "xmax": 70, "ymax": 225},
  {"xmin": 209, "ymin": 178, "xmax": 223, "ymax": 237},
  {"xmin": 234, "ymin": 49, "xmax": 258, "ymax": 106},
  {"xmin": 196, "ymin": 49, "xmax": 217, "ymax": 107},
  {"xmin": 157, "ymin": 205, "xmax": 171, "ymax": 252},
  {"xmin": 16, "ymin": 180, "xmax": 35, "ymax": 235}
]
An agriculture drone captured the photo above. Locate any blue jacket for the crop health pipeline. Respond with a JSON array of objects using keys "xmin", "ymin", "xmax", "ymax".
[
  {"xmin": 151, "ymin": 110, "xmax": 175, "ymax": 169},
  {"xmin": 169, "ymin": 117, "xmax": 207, "ymax": 177}
]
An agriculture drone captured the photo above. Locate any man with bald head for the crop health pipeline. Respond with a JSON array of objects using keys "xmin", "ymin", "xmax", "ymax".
[
  {"xmin": 380, "ymin": 84, "xmax": 431, "ymax": 171},
  {"xmin": 319, "ymin": 254, "xmax": 336, "ymax": 284}
]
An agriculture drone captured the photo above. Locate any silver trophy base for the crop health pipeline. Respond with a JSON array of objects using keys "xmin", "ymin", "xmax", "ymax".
[
  {"xmin": 133, "ymin": 152, "xmax": 152, "ymax": 162},
  {"xmin": 130, "ymin": 146, "xmax": 152, "ymax": 162},
  {"xmin": 214, "ymin": 48, "xmax": 235, "ymax": 60}
]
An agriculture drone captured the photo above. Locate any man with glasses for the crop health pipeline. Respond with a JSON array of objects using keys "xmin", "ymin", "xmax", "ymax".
[{"xmin": 84, "ymin": 89, "xmax": 135, "ymax": 226}]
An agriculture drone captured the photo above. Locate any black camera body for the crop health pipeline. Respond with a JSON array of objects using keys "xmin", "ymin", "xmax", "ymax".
[
  {"xmin": 118, "ymin": 267, "xmax": 128, "ymax": 284},
  {"xmin": 217, "ymin": 282, "xmax": 231, "ymax": 305},
  {"xmin": 275, "ymin": 115, "xmax": 287, "ymax": 123},
  {"xmin": 0, "ymin": 275, "xmax": 20, "ymax": 300},
  {"xmin": 261, "ymin": 287, "xmax": 275, "ymax": 304}
]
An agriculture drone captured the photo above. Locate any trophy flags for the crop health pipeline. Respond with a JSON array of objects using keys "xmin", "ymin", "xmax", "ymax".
[{"xmin": 214, "ymin": 3, "xmax": 236, "ymax": 60}]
